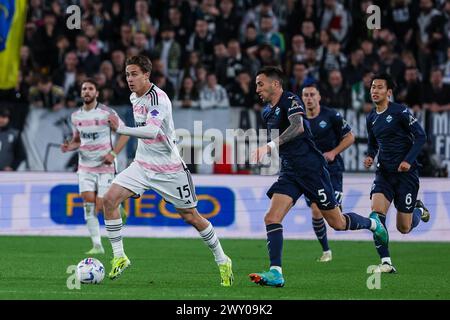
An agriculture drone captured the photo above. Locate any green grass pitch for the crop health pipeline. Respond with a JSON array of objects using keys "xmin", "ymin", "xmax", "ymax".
[{"xmin": 0, "ymin": 235, "xmax": 449, "ymax": 300}]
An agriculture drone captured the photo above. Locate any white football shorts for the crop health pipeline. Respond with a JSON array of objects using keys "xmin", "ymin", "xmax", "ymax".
[
  {"xmin": 112, "ymin": 161, "xmax": 198, "ymax": 209},
  {"xmin": 78, "ymin": 172, "xmax": 115, "ymax": 197}
]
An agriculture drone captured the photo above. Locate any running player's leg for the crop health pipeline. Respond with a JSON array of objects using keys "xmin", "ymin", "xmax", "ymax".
[
  {"xmin": 394, "ymin": 170, "xmax": 429, "ymax": 234},
  {"xmin": 78, "ymin": 172, "xmax": 103, "ymax": 253},
  {"xmin": 310, "ymin": 202, "xmax": 332, "ymax": 262},
  {"xmin": 176, "ymin": 206, "xmax": 233, "ymax": 286},
  {"xmin": 103, "ymin": 163, "xmax": 147, "ymax": 279},
  {"xmin": 249, "ymin": 193, "xmax": 293, "ymax": 287},
  {"xmin": 304, "ymin": 167, "xmax": 383, "ymax": 237},
  {"xmin": 371, "ymin": 193, "xmax": 395, "ymax": 272},
  {"xmin": 98, "ymin": 173, "xmax": 128, "ymax": 224},
  {"xmin": 248, "ymin": 174, "xmax": 302, "ymax": 287},
  {"xmin": 150, "ymin": 168, "xmax": 233, "ymax": 286}
]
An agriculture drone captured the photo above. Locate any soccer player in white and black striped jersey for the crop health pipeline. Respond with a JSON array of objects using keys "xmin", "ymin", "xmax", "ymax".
[{"xmin": 103, "ymin": 55, "xmax": 233, "ymax": 286}]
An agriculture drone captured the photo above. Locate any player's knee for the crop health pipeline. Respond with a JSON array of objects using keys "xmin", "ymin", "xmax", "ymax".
[
  {"xmin": 102, "ymin": 193, "xmax": 118, "ymax": 211},
  {"xmin": 264, "ymin": 211, "xmax": 283, "ymax": 225},
  {"xmin": 396, "ymin": 224, "xmax": 411, "ymax": 234}
]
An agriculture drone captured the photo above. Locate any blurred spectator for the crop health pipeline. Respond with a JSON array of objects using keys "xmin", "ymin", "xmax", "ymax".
[
  {"xmin": 28, "ymin": 75, "xmax": 65, "ymax": 111},
  {"xmin": 288, "ymin": 62, "xmax": 315, "ymax": 95},
  {"xmin": 443, "ymin": 46, "xmax": 450, "ymax": 84},
  {"xmin": 66, "ymin": 70, "xmax": 87, "ymax": 108},
  {"xmin": 84, "ymin": 23, "xmax": 107, "ymax": 57},
  {"xmin": 240, "ymin": 0, "xmax": 279, "ymax": 38},
  {"xmin": 361, "ymin": 39, "xmax": 378, "ymax": 71},
  {"xmin": 112, "ymin": 24, "xmax": 133, "ymax": 52},
  {"xmin": 173, "ymin": 76, "xmax": 200, "ymax": 109},
  {"xmin": 194, "ymin": 64, "xmax": 208, "ymax": 92},
  {"xmin": 186, "ymin": 19, "xmax": 215, "ymax": 68},
  {"xmin": 90, "ymin": 0, "xmax": 113, "ymax": 41},
  {"xmin": 152, "ymin": 72, "xmax": 176, "ymax": 100},
  {"xmin": 378, "ymin": 44, "xmax": 406, "ymax": 87},
  {"xmin": 396, "ymin": 67, "xmax": 423, "ymax": 112},
  {"xmin": 285, "ymin": 34, "xmax": 307, "ymax": 76},
  {"xmin": 416, "ymin": 0, "xmax": 447, "ymax": 79},
  {"xmin": 154, "ymin": 25, "xmax": 181, "ymax": 84},
  {"xmin": 31, "ymin": 10, "xmax": 60, "ymax": 73},
  {"xmin": 423, "ymin": 67, "xmax": 450, "ymax": 112},
  {"xmin": 178, "ymin": 51, "xmax": 201, "ymax": 88},
  {"xmin": 216, "ymin": 0, "xmax": 242, "ymax": 43},
  {"xmin": 256, "ymin": 14, "xmax": 285, "ymax": 56},
  {"xmin": 216, "ymin": 39, "xmax": 252, "ymax": 85},
  {"xmin": 168, "ymin": 7, "xmax": 189, "ymax": 49},
  {"xmin": 55, "ymin": 35, "xmax": 70, "ymax": 68},
  {"xmin": 319, "ymin": 0, "xmax": 351, "ymax": 46},
  {"xmin": 317, "ymin": 36, "xmax": 347, "ymax": 80},
  {"xmin": 111, "ymin": 49, "xmax": 126, "ymax": 76},
  {"xmin": 228, "ymin": 70, "xmax": 257, "ymax": 108},
  {"xmin": 242, "ymin": 23, "xmax": 259, "ymax": 56},
  {"xmin": 386, "ymin": 0, "xmax": 415, "ymax": 48},
  {"xmin": 320, "ymin": 69, "xmax": 352, "ymax": 110},
  {"xmin": 130, "ymin": 0, "xmax": 159, "ymax": 38},
  {"xmin": 255, "ymin": 43, "xmax": 279, "ymax": 68},
  {"xmin": 200, "ymin": 73, "xmax": 230, "ymax": 109},
  {"xmin": 300, "ymin": 20, "xmax": 319, "ymax": 48},
  {"xmin": 133, "ymin": 31, "xmax": 153, "ymax": 57},
  {"xmin": 0, "ymin": 107, "xmax": 26, "ymax": 171},
  {"xmin": 52, "ymin": 51, "xmax": 79, "ymax": 95},
  {"xmin": 75, "ymin": 34, "xmax": 100, "ymax": 76},
  {"xmin": 351, "ymin": 69, "xmax": 374, "ymax": 113},
  {"xmin": 99, "ymin": 60, "xmax": 115, "ymax": 87},
  {"xmin": 343, "ymin": 48, "xmax": 365, "ymax": 86},
  {"xmin": 199, "ymin": 0, "xmax": 220, "ymax": 33}
]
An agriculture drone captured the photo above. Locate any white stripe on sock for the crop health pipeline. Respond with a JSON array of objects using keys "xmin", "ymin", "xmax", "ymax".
[
  {"xmin": 199, "ymin": 222, "xmax": 227, "ymax": 264},
  {"xmin": 105, "ymin": 218, "xmax": 125, "ymax": 258}
]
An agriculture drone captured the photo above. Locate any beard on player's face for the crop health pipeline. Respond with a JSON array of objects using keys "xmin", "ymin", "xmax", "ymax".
[{"xmin": 83, "ymin": 95, "xmax": 96, "ymax": 104}]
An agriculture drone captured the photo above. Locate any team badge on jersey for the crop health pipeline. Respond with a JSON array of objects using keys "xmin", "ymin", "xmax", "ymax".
[
  {"xmin": 319, "ymin": 120, "xmax": 327, "ymax": 128},
  {"xmin": 275, "ymin": 107, "xmax": 280, "ymax": 115},
  {"xmin": 150, "ymin": 109, "xmax": 159, "ymax": 117},
  {"xmin": 386, "ymin": 115, "xmax": 393, "ymax": 123}
]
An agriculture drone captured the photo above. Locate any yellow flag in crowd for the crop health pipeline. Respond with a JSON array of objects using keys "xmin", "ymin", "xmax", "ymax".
[{"xmin": 0, "ymin": 0, "xmax": 27, "ymax": 90}]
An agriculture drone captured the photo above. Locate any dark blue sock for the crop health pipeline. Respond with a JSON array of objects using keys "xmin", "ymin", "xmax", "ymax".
[
  {"xmin": 266, "ymin": 223, "xmax": 283, "ymax": 267},
  {"xmin": 373, "ymin": 213, "xmax": 390, "ymax": 259},
  {"xmin": 411, "ymin": 208, "xmax": 422, "ymax": 230},
  {"xmin": 343, "ymin": 212, "xmax": 372, "ymax": 230},
  {"xmin": 312, "ymin": 218, "xmax": 329, "ymax": 251}
]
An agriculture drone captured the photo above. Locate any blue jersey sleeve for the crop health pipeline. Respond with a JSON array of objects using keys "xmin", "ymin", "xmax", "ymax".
[
  {"xmin": 366, "ymin": 115, "xmax": 378, "ymax": 158},
  {"xmin": 331, "ymin": 111, "xmax": 352, "ymax": 140},
  {"xmin": 400, "ymin": 108, "xmax": 427, "ymax": 165},
  {"xmin": 286, "ymin": 95, "xmax": 305, "ymax": 118}
]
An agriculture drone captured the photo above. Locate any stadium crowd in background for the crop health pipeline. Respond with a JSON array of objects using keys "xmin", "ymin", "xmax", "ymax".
[{"xmin": 0, "ymin": 0, "xmax": 449, "ymax": 173}]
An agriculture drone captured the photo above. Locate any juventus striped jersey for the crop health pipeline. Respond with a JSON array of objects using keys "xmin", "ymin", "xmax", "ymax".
[
  {"xmin": 71, "ymin": 103, "xmax": 121, "ymax": 173},
  {"xmin": 130, "ymin": 84, "xmax": 184, "ymax": 173}
]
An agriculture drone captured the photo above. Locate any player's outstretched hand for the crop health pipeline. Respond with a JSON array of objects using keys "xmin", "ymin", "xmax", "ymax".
[
  {"xmin": 108, "ymin": 114, "xmax": 119, "ymax": 131},
  {"xmin": 397, "ymin": 161, "xmax": 411, "ymax": 172},
  {"xmin": 364, "ymin": 156, "xmax": 374, "ymax": 169},
  {"xmin": 252, "ymin": 145, "xmax": 270, "ymax": 164}
]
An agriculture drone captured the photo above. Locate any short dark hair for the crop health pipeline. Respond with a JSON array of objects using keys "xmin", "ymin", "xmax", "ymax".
[
  {"xmin": 371, "ymin": 73, "xmax": 395, "ymax": 90},
  {"xmin": 0, "ymin": 106, "xmax": 10, "ymax": 117},
  {"xmin": 126, "ymin": 55, "xmax": 152, "ymax": 74},
  {"xmin": 81, "ymin": 78, "xmax": 98, "ymax": 90},
  {"xmin": 257, "ymin": 66, "xmax": 284, "ymax": 86}
]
